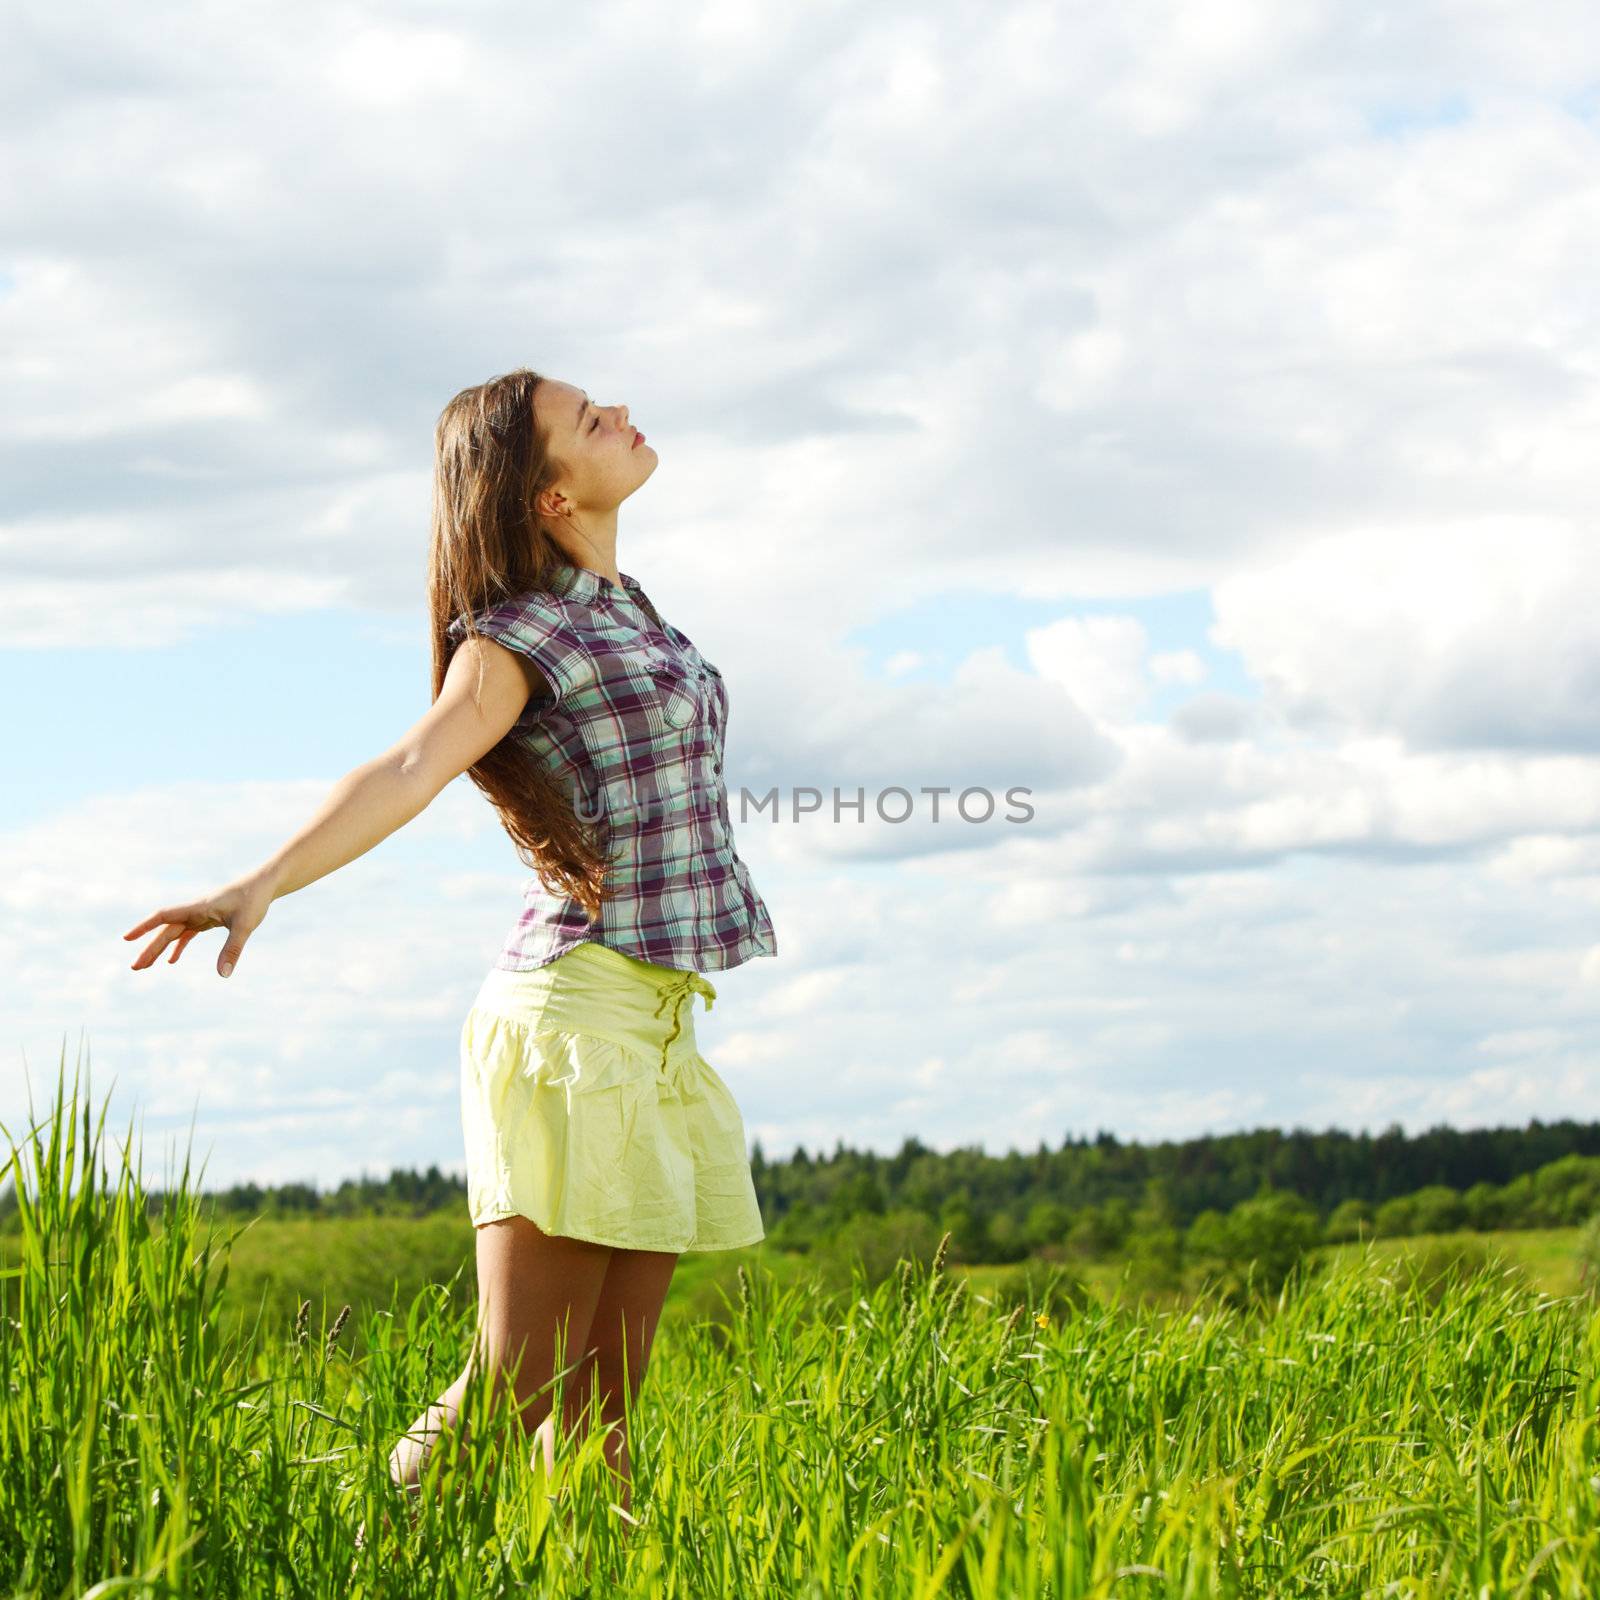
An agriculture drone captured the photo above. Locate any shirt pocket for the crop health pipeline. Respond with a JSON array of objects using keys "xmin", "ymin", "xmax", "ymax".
[{"xmin": 645, "ymin": 655, "xmax": 700, "ymax": 730}]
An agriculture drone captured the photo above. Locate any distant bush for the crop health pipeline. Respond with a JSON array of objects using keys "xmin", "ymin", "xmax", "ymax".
[
  {"xmin": 1022, "ymin": 1200, "xmax": 1070, "ymax": 1253},
  {"xmin": 1462, "ymin": 1181, "xmax": 1505, "ymax": 1231},
  {"xmin": 1066, "ymin": 1198, "xmax": 1131, "ymax": 1260},
  {"xmin": 1186, "ymin": 1208, "xmax": 1230, "ymax": 1257},
  {"xmin": 765, "ymin": 1198, "xmax": 826, "ymax": 1252},
  {"xmin": 1389, "ymin": 1238, "xmax": 1527, "ymax": 1308},
  {"xmin": 937, "ymin": 1194, "xmax": 986, "ymax": 1264},
  {"xmin": 1124, "ymin": 1226, "xmax": 1185, "ymax": 1297},
  {"xmin": 1373, "ymin": 1194, "xmax": 1420, "ymax": 1238},
  {"xmin": 1407, "ymin": 1185, "xmax": 1468, "ymax": 1236},
  {"xmin": 812, "ymin": 1208, "xmax": 943, "ymax": 1291},
  {"xmin": 1323, "ymin": 1197, "xmax": 1373, "ymax": 1244},
  {"xmin": 1189, "ymin": 1191, "xmax": 1323, "ymax": 1303},
  {"xmin": 1493, "ymin": 1157, "xmax": 1600, "ymax": 1230},
  {"xmin": 989, "ymin": 1260, "xmax": 1092, "ymax": 1321},
  {"xmin": 983, "ymin": 1209, "xmax": 1033, "ymax": 1264}
]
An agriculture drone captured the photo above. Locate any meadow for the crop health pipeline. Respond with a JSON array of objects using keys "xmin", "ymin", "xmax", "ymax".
[{"xmin": 5, "ymin": 1066, "xmax": 1600, "ymax": 1597}]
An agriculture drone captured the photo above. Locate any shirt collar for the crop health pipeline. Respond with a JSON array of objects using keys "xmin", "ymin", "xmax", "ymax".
[{"xmin": 549, "ymin": 561, "xmax": 640, "ymax": 605}]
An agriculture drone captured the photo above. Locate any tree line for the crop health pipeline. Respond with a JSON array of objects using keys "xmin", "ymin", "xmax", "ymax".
[
  {"xmin": 748, "ymin": 1118, "xmax": 1600, "ymax": 1261},
  {"xmin": 10, "ymin": 1115, "xmax": 1599, "ymax": 1261}
]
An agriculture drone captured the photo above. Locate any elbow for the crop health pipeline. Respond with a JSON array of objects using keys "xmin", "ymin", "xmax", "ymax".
[{"xmin": 392, "ymin": 749, "xmax": 449, "ymax": 811}]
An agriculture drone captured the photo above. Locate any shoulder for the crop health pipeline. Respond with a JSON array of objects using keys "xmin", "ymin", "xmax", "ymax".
[
  {"xmin": 447, "ymin": 588, "xmax": 568, "ymax": 642},
  {"xmin": 446, "ymin": 589, "xmax": 594, "ymax": 701}
]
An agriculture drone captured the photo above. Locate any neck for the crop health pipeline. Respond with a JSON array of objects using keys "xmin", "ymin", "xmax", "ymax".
[{"xmin": 555, "ymin": 517, "xmax": 621, "ymax": 586}]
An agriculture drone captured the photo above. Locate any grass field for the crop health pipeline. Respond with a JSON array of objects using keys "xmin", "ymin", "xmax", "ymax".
[
  {"xmin": 6, "ymin": 1071, "xmax": 1600, "ymax": 1596},
  {"xmin": 38, "ymin": 1198, "xmax": 1583, "ymax": 1360},
  {"xmin": 1009, "ymin": 1224, "xmax": 1590, "ymax": 1308}
]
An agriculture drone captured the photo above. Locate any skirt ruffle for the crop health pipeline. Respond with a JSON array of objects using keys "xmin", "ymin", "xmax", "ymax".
[{"xmin": 459, "ymin": 1005, "xmax": 766, "ymax": 1253}]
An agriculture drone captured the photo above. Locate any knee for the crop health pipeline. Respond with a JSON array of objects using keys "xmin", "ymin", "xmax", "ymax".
[{"xmin": 461, "ymin": 1350, "xmax": 560, "ymax": 1436}]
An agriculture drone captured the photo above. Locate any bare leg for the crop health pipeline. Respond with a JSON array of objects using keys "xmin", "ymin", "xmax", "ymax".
[
  {"xmin": 559, "ymin": 1245, "xmax": 678, "ymax": 1518},
  {"xmin": 388, "ymin": 1216, "xmax": 613, "ymax": 1504}
]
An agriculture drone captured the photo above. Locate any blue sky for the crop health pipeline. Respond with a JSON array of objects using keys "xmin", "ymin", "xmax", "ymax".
[
  {"xmin": 5, "ymin": 1, "xmax": 1600, "ymax": 1195},
  {"xmin": 10, "ymin": 587, "xmax": 1253, "ymax": 829}
]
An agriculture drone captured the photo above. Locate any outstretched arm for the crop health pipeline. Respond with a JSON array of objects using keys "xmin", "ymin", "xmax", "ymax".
[{"xmin": 122, "ymin": 635, "xmax": 542, "ymax": 977}]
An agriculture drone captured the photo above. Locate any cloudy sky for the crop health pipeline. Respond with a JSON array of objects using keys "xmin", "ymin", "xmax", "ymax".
[{"xmin": 6, "ymin": 0, "xmax": 1600, "ymax": 1196}]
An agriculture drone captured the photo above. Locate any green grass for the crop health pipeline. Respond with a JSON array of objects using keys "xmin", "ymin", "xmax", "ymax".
[
  {"xmin": 962, "ymin": 1226, "xmax": 1591, "ymax": 1310},
  {"xmin": 1323, "ymin": 1226, "xmax": 1589, "ymax": 1296},
  {"xmin": 7, "ymin": 1061, "xmax": 1600, "ymax": 1597}
]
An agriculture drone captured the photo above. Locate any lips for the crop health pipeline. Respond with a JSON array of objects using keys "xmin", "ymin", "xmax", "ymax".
[{"xmin": 632, "ymin": 429, "xmax": 646, "ymax": 447}]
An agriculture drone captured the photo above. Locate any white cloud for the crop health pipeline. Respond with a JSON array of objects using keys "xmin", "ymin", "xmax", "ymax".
[
  {"xmin": 883, "ymin": 649, "xmax": 926, "ymax": 676},
  {"xmin": 1211, "ymin": 517, "xmax": 1599, "ymax": 750},
  {"xmin": 1149, "ymin": 649, "xmax": 1206, "ymax": 687},
  {"xmin": 1026, "ymin": 614, "xmax": 1151, "ymax": 723}
]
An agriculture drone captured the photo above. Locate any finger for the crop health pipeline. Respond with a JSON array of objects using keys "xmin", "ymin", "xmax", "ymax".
[
  {"xmin": 125, "ymin": 909, "xmax": 180, "ymax": 940},
  {"xmin": 217, "ymin": 934, "xmax": 242, "ymax": 978},
  {"xmin": 131, "ymin": 924, "xmax": 184, "ymax": 971}
]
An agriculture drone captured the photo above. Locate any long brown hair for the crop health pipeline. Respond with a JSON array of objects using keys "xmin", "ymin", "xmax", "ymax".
[{"xmin": 426, "ymin": 366, "xmax": 617, "ymax": 924}]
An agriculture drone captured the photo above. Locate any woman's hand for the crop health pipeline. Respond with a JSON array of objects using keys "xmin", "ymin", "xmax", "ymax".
[{"xmin": 123, "ymin": 870, "xmax": 279, "ymax": 979}]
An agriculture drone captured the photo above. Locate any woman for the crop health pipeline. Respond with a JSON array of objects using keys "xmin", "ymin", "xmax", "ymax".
[{"xmin": 122, "ymin": 367, "xmax": 779, "ymax": 1531}]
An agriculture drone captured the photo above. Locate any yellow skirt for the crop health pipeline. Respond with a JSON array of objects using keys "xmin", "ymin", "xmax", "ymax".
[{"xmin": 458, "ymin": 939, "xmax": 766, "ymax": 1252}]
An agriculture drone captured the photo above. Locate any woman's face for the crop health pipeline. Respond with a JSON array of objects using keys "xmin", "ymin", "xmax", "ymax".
[{"xmin": 536, "ymin": 377, "xmax": 657, "ymax": 516}]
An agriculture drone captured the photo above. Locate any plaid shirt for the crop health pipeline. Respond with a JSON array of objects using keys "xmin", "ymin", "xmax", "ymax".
[{"xmin": 445, "ymin": 561, "xmax": 778, "ymax": 974}]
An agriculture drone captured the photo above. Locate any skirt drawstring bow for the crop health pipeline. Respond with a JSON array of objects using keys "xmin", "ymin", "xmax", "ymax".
[
  {"xmin": 651, "ymin": 971, "xmax": 718, "ymax": 1082},
  {"xmin": 651, "ymin": 970, "xmax": 718, "ymax": 1018}
]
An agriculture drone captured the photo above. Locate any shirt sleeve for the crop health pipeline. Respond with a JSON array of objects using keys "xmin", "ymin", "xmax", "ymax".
[{"xmin": 445, "ymin": 595, "xmax": 589, "ymax": 712}]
